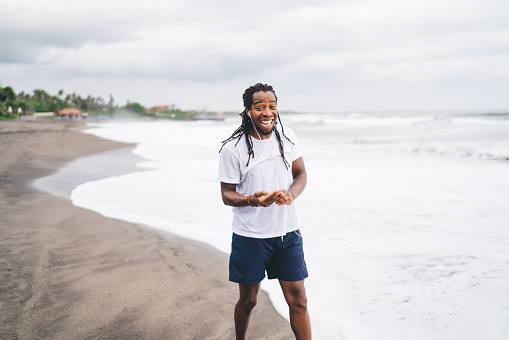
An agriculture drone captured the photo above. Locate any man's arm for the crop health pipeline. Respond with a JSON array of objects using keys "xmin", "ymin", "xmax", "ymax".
[
  {"xmin": 220, "ymin": 182, "xmax": 276, "ymax": 207},
  {"xmin": 274, "ymin": 156, "xmax": 307, "ymax": 205}
]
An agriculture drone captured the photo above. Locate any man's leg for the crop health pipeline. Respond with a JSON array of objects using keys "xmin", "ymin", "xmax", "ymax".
[
  {"xmin": 279, "ymin": 279, "xmax": 311, "ymax": 340},
  {"xmin": 234, "ymin": 283, "xmax": 261, "ymax": 340}
]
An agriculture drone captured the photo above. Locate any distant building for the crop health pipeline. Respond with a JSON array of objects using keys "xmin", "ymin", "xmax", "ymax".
[
  {"xmin": 57, "ymin": 108, "xmax": 87, "ymax": 119},
  {"xmin": 145, "ymin": 104, "xmax": 176, "ymax": 115},
  {"xmin": 33, "ymin": 112, "xmax": 56, "ymax": 120}
]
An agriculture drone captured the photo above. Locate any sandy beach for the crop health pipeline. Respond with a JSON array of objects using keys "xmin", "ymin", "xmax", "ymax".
[{"xmin": 0, "ymin": 120, "xmax": 294, "ymax": 340}]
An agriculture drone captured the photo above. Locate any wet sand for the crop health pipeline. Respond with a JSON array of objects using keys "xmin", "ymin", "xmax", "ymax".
[{"xmin": 0, "ymin": 119, "xmax": 293, "ymax": 339}]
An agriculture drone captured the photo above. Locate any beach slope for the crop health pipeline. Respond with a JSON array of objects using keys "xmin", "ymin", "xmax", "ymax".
[{"xmin": 0, "ymin": 120, "xmax": 293, "ymax": 339}]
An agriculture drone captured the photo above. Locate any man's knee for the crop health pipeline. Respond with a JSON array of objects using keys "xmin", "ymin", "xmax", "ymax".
[
  {"xmin": 239, "ymin": 295, "xmax": 258, "ymax": 310},
  {"xmin": 287, "ymin": 290, "xmax": 307, "ymax": 312},
  {"xmin": 238, "ymin": 283, "xmax": 260, "ymax": 311},
  {"xmin": 281, "ymin": 281, "xmax": 308, "ymax": 312}
]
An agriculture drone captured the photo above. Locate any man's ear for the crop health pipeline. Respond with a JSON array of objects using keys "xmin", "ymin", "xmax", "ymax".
[{"xmin": 246, "ymin": 109, "xmax": 251, "ymax": 118}]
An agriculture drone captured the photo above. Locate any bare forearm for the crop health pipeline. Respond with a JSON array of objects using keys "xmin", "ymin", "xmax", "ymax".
[
  {"xmin": 289, "ymin": 172, "xmax": 307, "ymax": 201},
  {"xmin": 221, "ymin": 183, "xmax": 276, "ymax": 207},
  {"xmin": 222, "ymin": 190, "xmax": 249, "ymax": 207}
]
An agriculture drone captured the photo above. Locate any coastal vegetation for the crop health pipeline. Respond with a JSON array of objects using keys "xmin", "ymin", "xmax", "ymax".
[{"xmin": 0, "ymin": 84, "xmax": 208, "ymax": 120}]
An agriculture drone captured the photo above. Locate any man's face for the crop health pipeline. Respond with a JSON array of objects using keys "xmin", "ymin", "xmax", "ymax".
[{"xmin": 247, "ymin": 91, "xmax": 278, "ymax": 139}]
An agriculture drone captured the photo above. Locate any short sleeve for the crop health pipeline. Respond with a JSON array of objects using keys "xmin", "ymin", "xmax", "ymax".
[
  {"xmin": 292, "ymin": 136, "xmax": 302, "ymax": 161},
  {"xmin": 218, "ymin": 146, "xmax": 241, "ymax": 184},
  {"xmin": 286, "ymin": 129, "xmax": 302, "ymax": 161}
]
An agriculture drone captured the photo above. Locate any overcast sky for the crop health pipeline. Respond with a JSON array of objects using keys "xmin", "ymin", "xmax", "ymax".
[{"xmin": 1, "ymin": 0, "xmax": 508, "ymax": 112}]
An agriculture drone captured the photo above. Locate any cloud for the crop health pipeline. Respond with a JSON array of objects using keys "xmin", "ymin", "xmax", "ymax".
[{"xmin": 1, "ymin": 0, "xmax": 508, "ymax": 110}]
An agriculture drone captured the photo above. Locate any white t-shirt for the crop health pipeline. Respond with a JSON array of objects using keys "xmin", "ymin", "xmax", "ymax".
[{"xmin": 218, "ymin": 126, "xmax": 303, "ymax": 238}]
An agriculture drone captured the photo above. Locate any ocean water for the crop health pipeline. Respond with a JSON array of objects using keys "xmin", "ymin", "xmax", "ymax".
[
  {"xmin": 70, "ymin": 111, "xmax": 509, "ymax": 340},
  {"xmin": 33, "ymin": 147, "xmax": 143, "ymax": 199}
]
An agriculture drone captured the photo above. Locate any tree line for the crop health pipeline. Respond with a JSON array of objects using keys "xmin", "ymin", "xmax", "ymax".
[
  {"xmin": 0, "ymin": 85, "xmax": 119, "ymax": 119},
  {"xmin": 0, "ymin": 84, "xmax": 200, "ymax": 120}
]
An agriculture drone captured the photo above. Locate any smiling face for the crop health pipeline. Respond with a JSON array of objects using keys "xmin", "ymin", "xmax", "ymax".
[{"xmin": 246, "ymin": 91, "xmax": 278, "ymax": 140}]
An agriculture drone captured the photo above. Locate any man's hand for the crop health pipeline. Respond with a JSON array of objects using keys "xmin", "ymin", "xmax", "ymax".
[
  {"xmin": 250, "ymin": 191, "xmax": 277, "ymax": 207},
  {"xmin": 248, "ymin": 189, "xmax": 296, "ymax": 207},
  {"xmin": 271, "ymin": 190, "xmax": 295, "ymax": 206}
]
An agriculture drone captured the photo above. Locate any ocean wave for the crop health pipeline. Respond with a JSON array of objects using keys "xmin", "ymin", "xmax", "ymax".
[
  {"xmin": 450, "ymin": 117, "xmax": 509, "ymax": 127},
  {"xmin": 286, "ymin": 111, "xmax": 509, "ymax": 130},
  {"xmin": 402, "ymin": 141, "xmax": 509, "ymax": 161}
]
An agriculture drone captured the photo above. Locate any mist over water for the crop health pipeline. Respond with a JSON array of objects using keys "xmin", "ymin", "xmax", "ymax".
[{"xmin": 71, "ymin": 111, "xmax": 509, "ymax": 340}]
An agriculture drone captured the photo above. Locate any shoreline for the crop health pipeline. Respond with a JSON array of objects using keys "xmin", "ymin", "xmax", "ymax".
[
  {"xmin": 0, "ymin": 120, "xmax": 293, "ymax": 339},
  {"xmin": 34, "ymin": 146, "xmax": 146, "ymax": 199}
]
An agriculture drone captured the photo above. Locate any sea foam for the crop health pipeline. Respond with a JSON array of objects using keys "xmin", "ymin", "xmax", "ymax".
[{"xmin": 72, "ymin": 112, "xmax": 509, "ymax": 339}]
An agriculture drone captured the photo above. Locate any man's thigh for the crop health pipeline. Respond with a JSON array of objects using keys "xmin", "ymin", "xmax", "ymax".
[
  {"xmin": 266, "ymin": 230, "xmax": 308, "ymax": 282},
  {"xmin": 229, "ymin": 233, "xmax": 272, "ymax": 285}
]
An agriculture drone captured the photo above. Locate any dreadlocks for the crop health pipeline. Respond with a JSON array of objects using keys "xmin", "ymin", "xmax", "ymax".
[{"xmin": 219, "ymin": 83, "xmax": 294, "ymax": 169}]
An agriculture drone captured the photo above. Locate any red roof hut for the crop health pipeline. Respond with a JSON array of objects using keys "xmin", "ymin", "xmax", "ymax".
[{"xmin": 57, "ymin": 108, "xmax": 83, "ymax": 119}]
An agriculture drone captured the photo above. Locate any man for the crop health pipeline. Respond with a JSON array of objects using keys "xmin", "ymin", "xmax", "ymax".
[{"xmin": 218, "ymin": 83, "xmax": 311, "ymax": 339}]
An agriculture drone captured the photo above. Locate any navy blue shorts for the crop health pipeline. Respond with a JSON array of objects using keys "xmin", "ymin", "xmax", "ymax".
[{"xmin": 229, "ymin": 230, "xmax": 308, "ymax": 285}]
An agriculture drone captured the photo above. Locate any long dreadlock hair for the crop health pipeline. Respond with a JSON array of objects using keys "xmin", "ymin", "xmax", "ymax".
[{"xmin": 219, "ymin": 83, "xmax": 294, "ymax": 169}]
